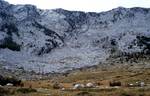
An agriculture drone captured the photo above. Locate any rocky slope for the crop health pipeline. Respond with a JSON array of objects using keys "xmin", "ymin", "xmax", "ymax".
[{"xmin": 0, "ymin": 0, "xmax": 150, "ymax": 73}]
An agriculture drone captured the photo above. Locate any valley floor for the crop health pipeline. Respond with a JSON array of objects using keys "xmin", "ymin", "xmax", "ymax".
[{"xmin": 1, "ymin": 61, "xmax": 150, "ymax": 96}]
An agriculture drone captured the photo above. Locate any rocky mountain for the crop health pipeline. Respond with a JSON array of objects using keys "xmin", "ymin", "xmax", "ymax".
[{"xmin": 0, "ymin": 0, "xmax": 150, "ymax": 73}]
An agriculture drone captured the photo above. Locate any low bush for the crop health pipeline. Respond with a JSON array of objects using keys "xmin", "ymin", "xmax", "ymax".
[
  {"xmin": 110, "ymin": 81, "xmax": 121, "ymax": 87},
  {"xmin": 75, "ymin": 91, "xmax": 93, "ymax": 96},
  {"xmin": 0, "ymin": 75, "xmax": 22, "ymax": 86},
  {"xmin": 16, "ymin": 88, "xmax": 37, "ymax": 94},
  {"xmin": 0, "ymin": 37, "xmax": 21, "ymax": 51},
  {"xmin": 52, "ymin": 82, "xmax": 62, "ymax": 89},
  {"xmin": 120, "ymin": 92, "xmax": 135, "ymax": 96}
]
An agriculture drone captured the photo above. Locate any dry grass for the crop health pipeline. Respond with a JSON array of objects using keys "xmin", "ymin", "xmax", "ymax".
[{"xmin": 1, "ymin": 63, "xmax": 150, "ymax": 96}]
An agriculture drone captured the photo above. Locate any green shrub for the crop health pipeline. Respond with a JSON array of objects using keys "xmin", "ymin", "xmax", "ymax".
[
  {"xmin": 109, "ymin": 81, "xmax": 122, "ymax": 87},
  {"xmin": 0, "ymin": 75, "xmax": 22, "ymax": 86},
  {"xmin": 16, "ymin": 88, "xmax": 37, "ymax": 94},
  {"xmin": 75, "ymin": 87, "xmax": 116, "ymax": 92},
  {"xmin": 75, "ymin": 91, "xmax": 93, "ymax": 96},
  {"xmin": 120, "ymin": 92, "xmax": 135, "ymax": 96},
  {"xmin": 0, "ymin": 37, "xmax": 21, "ymax": 51},
  {"xmin": 1, "ymin": 23, "xmax": 19, "ymax": 36}
]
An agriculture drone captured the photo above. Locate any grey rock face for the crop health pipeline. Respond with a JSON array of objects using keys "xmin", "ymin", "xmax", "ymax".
[{"xmin": 0, "ymin": 0, "xmax": 150, "ymax": 73}]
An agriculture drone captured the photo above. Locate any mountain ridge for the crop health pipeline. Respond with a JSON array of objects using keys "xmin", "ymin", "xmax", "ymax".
[{"xmin": 0, "ymin": 0, "xmax": 150, "ymax": 73}]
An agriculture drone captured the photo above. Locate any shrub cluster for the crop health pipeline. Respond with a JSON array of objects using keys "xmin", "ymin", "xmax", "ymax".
[
  {"xmin": 16, "ymin": 88, "xmax": 37, "ymax": 94},
  {"xmin": 0, "ymin": 75, "xmax": 22, "ymax": 86}
]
